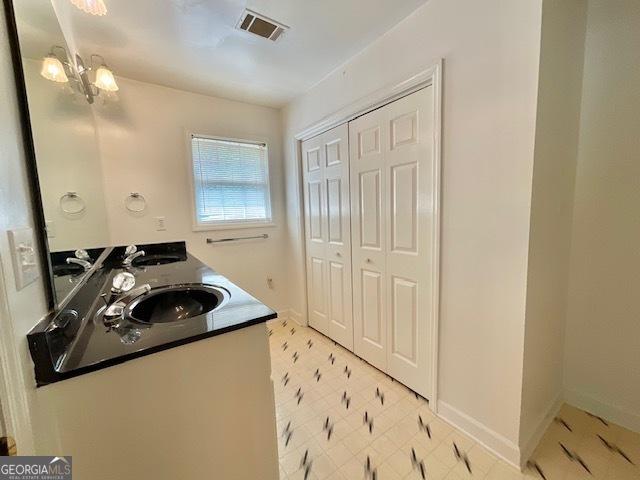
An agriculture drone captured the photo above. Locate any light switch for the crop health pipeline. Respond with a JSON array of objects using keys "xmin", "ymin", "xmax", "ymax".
[
  {"xmin": 154, "ymin": 216, "xmax": 166, "ymax": 231},
  {"xmin": 46, "ymin": 220, "xmax": 56, "ymax": 238},
  {"xmin": 7, "ymin": 227, "xmax": 40, "ymax": 290}
]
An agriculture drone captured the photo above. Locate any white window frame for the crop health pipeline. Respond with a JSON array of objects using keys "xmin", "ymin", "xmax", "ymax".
[{"xmin": 187, "ymin": 132, "xmax": 275, "ymax": 231}]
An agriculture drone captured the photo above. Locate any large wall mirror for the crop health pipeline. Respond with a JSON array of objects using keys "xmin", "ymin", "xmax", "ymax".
[
  {"xmin": 8, "ymin": 0, "xmax": 283, "ymax": 313},
  {"xmin": 12, "ymin": 0, "xmax": 113, "ymax": 307}
]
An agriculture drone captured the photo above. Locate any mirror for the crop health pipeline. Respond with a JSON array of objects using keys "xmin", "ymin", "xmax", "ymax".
[
  {"xmin": 13, "ymin": 0, "xmax": 114, "ymax": 306},
  {"xmin": 9, "ymin": 0, "xmax": 283, "ymax": 312}
]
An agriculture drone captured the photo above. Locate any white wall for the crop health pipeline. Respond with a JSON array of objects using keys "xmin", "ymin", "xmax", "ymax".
[
  {"xmin": 0, "ymin": 3, "xmax": 49, "ymax": 454},
  {"xmin": 22, "ymin": 58, "xmax": 111, "ymax": 252},
  {"xmin": 519, "ymin": 0, "xmax": 587, "ymax": 458},
  {"xmin": 92, "ymin": 76, "xmax": 288, "ymax": 311},
  {"xmin": 283, "ymin": 0, "xmax": 543, "ymax": 462},
  {"xmin": 564, "ymin": 0, "xmax": 640, "ymax": 432}
]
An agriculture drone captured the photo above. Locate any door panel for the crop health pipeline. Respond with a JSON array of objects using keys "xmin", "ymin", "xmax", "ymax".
[
  {"xmin": 391, "ymin": 276, "xmax": 417, "ymax": 365},
  {"xmin": 302, "ymin": 134, "xmax": 328, "ymax": 334},
  {"xmin": 329, "ymin": 261, "xmax": 346, "ymax": 328},
  {"xmin": 359, "ymin": 170, "xmax": 382, "ymax": 249},
  {"xmin": 390, "ymin": 111, "xmax": 419, "ymax": 149},
  {"xmin": 385, "ymin": 88, "xmax": 434, "ymax": 398},
  {"xmin": 391, "ymin": 163, "xmax": 418, "ymax": 253},
  {"xmin": 326, "ymin": 178, "xmax": 343, "ymax": 244},
  {"xmin": 306, "ymin": 147, "xmax": 321, "ymax": 172},
  {"xmin": 350, "ymin": 107, "xmax": 387, "ymax": 370},
  {"xmin": 309, "ymin": 257, "xmax": 326, "ymax": 318},
  {"xmin": 325, "ymin": 139, "xmax": 343, "ymax": 167},
  {"xmin": 349, "ymin": 87, "xmax": 435, "ymax": 398},
  {"xmin": 361, "ymin": 269, "xmax": 383, "ymax": 347},
  {"xmin": 302, "ymin": 124, "xmax": 353, "ymax": 348},
  {"xmin": 323, "ymin": 124, "xmax": 353, "ymax": 349},
  {"xmin": 308, "ymin": 181, "xmax": 323, "ymax": 242},
  {"xmin": 358, "ymin": 126, "xmax": 381, "ymax": 157}
]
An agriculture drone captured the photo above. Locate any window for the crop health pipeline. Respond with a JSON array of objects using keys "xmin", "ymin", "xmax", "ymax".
[{"xmin": 190, "ymin": 135, "xmax": 273, "ymax": 229}]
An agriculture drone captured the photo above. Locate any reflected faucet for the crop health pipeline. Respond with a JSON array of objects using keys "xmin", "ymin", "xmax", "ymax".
[
  {"xmin": 123, "ymin": 245, "xmax": 145, "ymax": 267},
  {"xmin": 66, "ymin": 249, "xmax": 93, "ymax": 271}
]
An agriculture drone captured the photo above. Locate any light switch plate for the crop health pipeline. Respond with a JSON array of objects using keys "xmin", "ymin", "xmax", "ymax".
[
  {"xmin": 154, "ymin": 216, "xmax": 167, "ymax": 231},
  {"xmin": 7, "ymin": 227, "xmax": 40, "ymax": 291},
  {"xmin": 45, "ymin": 220, "xmax": 56, "ymax": 238}
]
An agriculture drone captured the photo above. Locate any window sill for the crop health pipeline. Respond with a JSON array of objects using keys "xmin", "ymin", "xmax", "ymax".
[{"xmin": 192, "ymin": 222, "xmax": 276, "ymax": 232}]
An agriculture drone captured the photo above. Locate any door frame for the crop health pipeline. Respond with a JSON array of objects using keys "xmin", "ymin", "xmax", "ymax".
[
  {"xmin": 0, "ymin": 255, "xmax": 36, "ymax": 454},
  {"xmin": 293, "ymin": 60, "xmax": 443, "ymax": 411}
]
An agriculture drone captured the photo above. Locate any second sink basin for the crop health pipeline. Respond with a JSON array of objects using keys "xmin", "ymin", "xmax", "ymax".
[
  {"xmin": 53, "ymin": 263, "xmax": 86, "ymax": 276},
  {"xmin": 125, "ymin": 284, "xmax": 229, "ymax": 324}
]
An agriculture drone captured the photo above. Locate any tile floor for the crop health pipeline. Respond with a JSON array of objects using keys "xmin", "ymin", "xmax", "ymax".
[{"xmin": 268, "ymin": 320, "xmax": 639, "ymax": 480}]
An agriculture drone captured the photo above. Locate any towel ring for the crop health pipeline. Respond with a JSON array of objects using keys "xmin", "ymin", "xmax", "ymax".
[
  {"xmin": 60, "ymin": 192, "xmax": 86, "ymax": 215},
  {"xmin": 125, "ymin": 192, "xmax": 147, "ymax": 213}
]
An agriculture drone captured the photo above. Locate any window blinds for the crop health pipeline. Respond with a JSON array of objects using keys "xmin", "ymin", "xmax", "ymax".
[{"xmin": 191, "ymin": 136, "xmax": 272, "ymax": 226}]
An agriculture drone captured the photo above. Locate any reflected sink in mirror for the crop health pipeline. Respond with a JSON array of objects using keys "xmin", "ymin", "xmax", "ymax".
[
  {"xmin": 131, "ymin": 254, "xmax": 184, "ymax": 267},
  {"xmin": 53, "ymin": 263, "xmax": 86, "ymax": 276},
  {"xmin": 125, "ymin": 284, "xmax": 229, "ymax": 324}
]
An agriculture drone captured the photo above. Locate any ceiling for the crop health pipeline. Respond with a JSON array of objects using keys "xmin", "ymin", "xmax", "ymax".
[{"xmin": 16, "ymin": 0, "xmax": 429, "ymax": 107}]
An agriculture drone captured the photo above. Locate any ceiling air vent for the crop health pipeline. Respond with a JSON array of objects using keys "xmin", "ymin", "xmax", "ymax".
[{"xmin": 236, "ymin": 9, "xmax": 288, "ymax": 42}]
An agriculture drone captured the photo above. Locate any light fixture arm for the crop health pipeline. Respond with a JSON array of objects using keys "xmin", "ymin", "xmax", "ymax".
[
  {"xmin": 75, "ymin": 53, "xmax": 96, "ymax": 104},
  {"xmin": 90, "ymin": 54, "xmax": 107, "ymax": 70},
  {"xmin": 48, "ymin": 45, "xmax": 77, "ymax": 72},
  {"xmin": 49, "ymin": 45, "xmax": 70, "ymax": 62}
]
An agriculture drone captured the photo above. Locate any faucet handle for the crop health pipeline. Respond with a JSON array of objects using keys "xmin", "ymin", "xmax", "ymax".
[
  {"xmin": 125, "ymin": 245, "xmax": 137, "ymax": 255},
  {"xmin": 112, "ymin": 272, "xmax": 136, "ymax": 293},
  {"xmin": 75, "ymin": 249, "xmax": 90, "ymax": 260}
]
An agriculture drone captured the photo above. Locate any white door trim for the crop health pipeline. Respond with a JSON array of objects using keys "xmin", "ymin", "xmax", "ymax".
[
  {"xmin": 0, "ymin": 254, "xmax": 36, "ymax": 454},
  {"xmin": 293, "ymin": 60, "xmax": 443, "ymax": 411},
  {"xmin": 295, "ymin": 63, "xmax": 442, "ymax": 141}
]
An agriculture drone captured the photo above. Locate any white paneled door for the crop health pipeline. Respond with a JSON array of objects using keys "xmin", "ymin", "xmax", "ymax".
[
  {"xmin": 349, "ymin": 87, "xmax": 436, "ymax": 398},
  {"xmin": 302, "ymin": 124, "xmax": 354, "ymax": 350}
]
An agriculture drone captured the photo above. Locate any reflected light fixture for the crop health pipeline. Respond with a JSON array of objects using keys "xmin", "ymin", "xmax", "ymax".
[
  {"xmin": 94, "ymin": 63, "xmax": 119, "ymax": 91},
  {"xmin": 69, "ymin": 0, "xmax": 107, "ymax": 16},
  {"xmin": 40, "ymin": 47, "xmax": 119, "ymax": 103},
  {"xmin": 41, "ymin": 53, "xmax": 68, "ymax": 83}
]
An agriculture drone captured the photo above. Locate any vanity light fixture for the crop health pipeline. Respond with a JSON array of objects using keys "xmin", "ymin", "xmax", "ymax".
[
  {"xmin": 40, "ymin": 48, "xmax": 119, "ymax": 103},
  {"xmin": 93, "ymin": 62, "xmax": 119, "ymax": 92},
  {"xmin": 40, "ymin": 46, "xmax": 70, "ymax": 83},
  {"xmin": 41, "ymin": 53, "xmax": 68, "ymax": 83},
  {"xmin": 69, "ymin": 0, "xmax": 107, "ymax": 16}
]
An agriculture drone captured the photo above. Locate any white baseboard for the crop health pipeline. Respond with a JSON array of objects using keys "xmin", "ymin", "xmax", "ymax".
[
  {"xmin": 437, "ymin": 400, "xmax": 521, "ymax": 469},
  {"xmin": 272, "ymin": 309, "xmax": 305, "ymax": 326},
  {"xmin": 565, "ymin": 389, "xmax": 640, "ymax": 434},
  {"xmin": 289, "ymin": 309, "xmax": 304, "ymax": 326},
  {"xmin": 519, "ymin": 394, "xmax": 563, "ymax": 467}
]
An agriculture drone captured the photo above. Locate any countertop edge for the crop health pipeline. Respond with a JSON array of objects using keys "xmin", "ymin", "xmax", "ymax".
[{"xmin": 35, "ymin": 311, "xmax": 277, "ymax": 388}]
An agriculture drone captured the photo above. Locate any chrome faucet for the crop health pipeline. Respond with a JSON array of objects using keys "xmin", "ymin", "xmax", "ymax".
[
  {"xmin": 66, "ymin": 249, "xmax": 92, "ymax": 271},
  {"xmin": 123, "ymin": 245, "xmax": 145, "ymax": 267},
  {"xmin": 101, "ymin": 272, "xmax": 150, "ymax": 324}
]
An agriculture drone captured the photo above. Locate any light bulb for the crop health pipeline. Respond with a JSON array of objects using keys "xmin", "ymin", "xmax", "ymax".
[
  {"xmin": 94, "ymin": 65, "xmax": 119, "ymax": 92},
  {"xmin": 41, "ymin": 55, "xmax": 69, "ymax": 83},
  {"xmin": 69, "ymin": 0, "xmax": 107, "ymax": 16}
]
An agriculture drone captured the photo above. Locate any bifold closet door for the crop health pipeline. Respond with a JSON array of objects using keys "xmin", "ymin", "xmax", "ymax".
[
  {"xmin": 349, "ymin": 87, "xmax": 435, "ymax": 398},
  {"xmin": 302, "ymin": 124, "xmax": 353, "ymax": 350}
]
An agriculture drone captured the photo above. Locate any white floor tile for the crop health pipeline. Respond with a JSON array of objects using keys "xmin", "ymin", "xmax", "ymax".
[{"xmin": 270, "ymin": 320, "xmax": 639, "ymax": 480}]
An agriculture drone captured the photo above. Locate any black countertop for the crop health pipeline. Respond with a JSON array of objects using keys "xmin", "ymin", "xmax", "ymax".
[{"xmin": 28, "ymin": 242, "xmax": 277, "ymax": 386}]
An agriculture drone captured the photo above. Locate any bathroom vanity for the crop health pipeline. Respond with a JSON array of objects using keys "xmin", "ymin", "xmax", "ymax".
[
  {"xmin": 10, "ymin": 2, "xmax": 282, "ymax": 477},
  {"xmin": 28, "ymin": 241, "xmax": 279, "ymax": 480}
]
